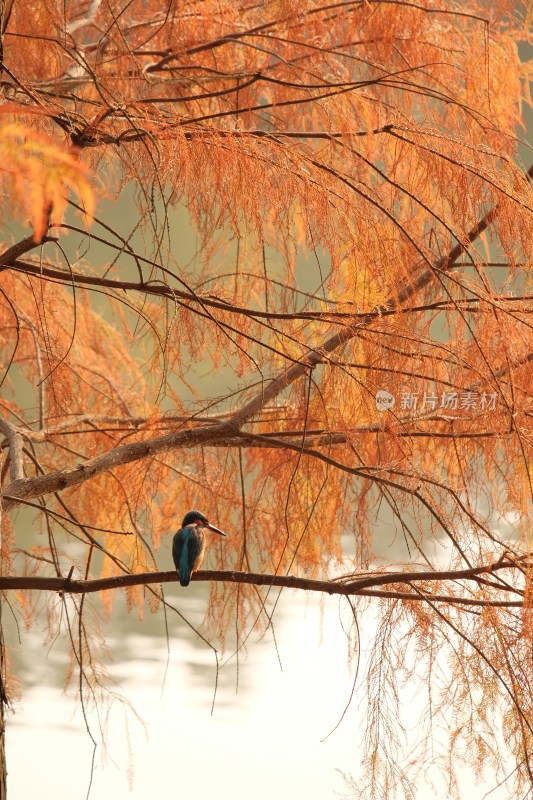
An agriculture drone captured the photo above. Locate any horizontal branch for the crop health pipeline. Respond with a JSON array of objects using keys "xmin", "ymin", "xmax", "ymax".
[
  {"xmin": 213, "ymin": 428, "xmax": 511, "ymax": 450},
  {"xmin": 6, "ymin": 257, "xmax": 530, "ymax": 323},
  {"xmin": 0, "ymin": 562, "xmax": 524, "ymax": 607}
]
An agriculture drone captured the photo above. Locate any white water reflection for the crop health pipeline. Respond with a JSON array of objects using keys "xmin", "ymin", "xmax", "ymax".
[
  {"xmin": 6, "ymin": 525, "xmax": 520, "ymax": 800},
  {"xmin": 7, "ymin": 589, "xmax": 360, "ymax": 800}
]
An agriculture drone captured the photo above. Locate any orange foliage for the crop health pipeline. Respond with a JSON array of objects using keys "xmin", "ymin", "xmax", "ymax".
[
  {"xmin": 0, "ymin": 0, "xmax": 532, "ymax": 797},
  {"xmin": 0, "ymin": 111, "xmax": 94, "ymax": 240}
]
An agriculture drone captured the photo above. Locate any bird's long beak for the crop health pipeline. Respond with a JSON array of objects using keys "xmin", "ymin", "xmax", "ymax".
[{"xmin": 207, "ymin": 523, "xmax": 226, "ymax": 537}]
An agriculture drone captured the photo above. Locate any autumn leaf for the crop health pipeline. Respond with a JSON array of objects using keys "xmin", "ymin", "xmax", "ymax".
[{"xmin": 0, "ymin": 120, "xmax": 94, "ymax": 241}]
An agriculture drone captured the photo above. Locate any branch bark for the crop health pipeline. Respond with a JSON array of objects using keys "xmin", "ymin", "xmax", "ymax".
[
  {"xmin": 0, "ymin": 235, "xmax": 55, "ymax": 267},
  {"xmin": 0, "ymin": 559, "xmax": 524, "ymax": 607},
  {"xmin": 0, "ymin": 419, "xmax": 24, "ymax": 481},
  {"xmin": 2, "ymin": 422, "xmax": 232, "ymax": 509}
]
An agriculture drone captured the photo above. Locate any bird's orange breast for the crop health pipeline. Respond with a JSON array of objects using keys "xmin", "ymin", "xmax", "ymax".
[{"xmin": 190, "ymin": 535, "xmax": 206, "ymax": 575}]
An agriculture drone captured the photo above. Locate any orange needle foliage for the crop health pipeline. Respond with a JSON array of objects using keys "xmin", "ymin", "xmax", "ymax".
[
  {"xmin": 0, "ymin": 0, "xmax": 532, "ymax": 797},
  {"xmin": 0, "ymin": 112, "xmax": 94, "ymax": 240}
]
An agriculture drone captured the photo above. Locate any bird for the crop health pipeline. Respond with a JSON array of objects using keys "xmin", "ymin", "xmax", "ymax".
[{"xmin": 172, "ymin": 510, "xmax": 226, "ymax": 587}]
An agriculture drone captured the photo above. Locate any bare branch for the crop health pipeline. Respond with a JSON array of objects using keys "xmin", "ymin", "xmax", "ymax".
[
  {"xmin": 0, "ymin": 235, "xmax": 56, "ymax": 266},
  {"xmin": 0, "ymin": 562, "xmax": 525, "ymax": 608}
]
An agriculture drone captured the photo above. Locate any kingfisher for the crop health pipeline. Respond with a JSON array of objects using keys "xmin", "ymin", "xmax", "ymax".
[{"xmin": 172, "ymin": 510, "xmax": 226, "ymax": 587}]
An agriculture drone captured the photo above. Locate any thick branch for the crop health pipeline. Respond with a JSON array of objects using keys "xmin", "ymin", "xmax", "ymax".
[
  {"xmin": 2, "ymin": 165, "xmax": 531, "ymax": 508},
  {"xmin": 0, "ymin": 420, "xmax": 24, "ymax": 481},
  {"xmin": 2, "ymin": 422, "xmax": 232, "ymax": 509}
]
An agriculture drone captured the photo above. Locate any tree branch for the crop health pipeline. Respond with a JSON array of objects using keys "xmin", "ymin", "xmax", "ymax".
[
  {"xmin": 0, "ymin": 559, "xmax": 524, "ymax": 608},
  {"xmin": 0, "ymin": 419, "xmax": 24, "ymax": 481},
  {"xmin": 227, "ymin": 163, "xmax": 533, "ymax": 429},
  {"xmin": 2, "ymin": 421, "xmax": 232, "ymax": 508},
  {"xmin": 2, "ymin": 164, "xmax": 531, "ymax": 508},
  {"xmin": 0, "ymin": 235, "xmax": 56, "ymax": 266},
  {"xmin": 7, "ymin": 257, "xmax": 532, "ymax": 323}
]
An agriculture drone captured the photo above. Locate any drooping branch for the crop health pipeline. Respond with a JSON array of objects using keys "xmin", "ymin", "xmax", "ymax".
[{"xmin": 228, "ymin": 165, "xmax": 533, "ymax": 429}]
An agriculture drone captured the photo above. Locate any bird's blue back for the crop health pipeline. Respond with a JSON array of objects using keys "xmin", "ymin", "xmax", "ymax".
[{"xmin": 172, "ymin": 525, "xmax": 204, "ymax": 587}]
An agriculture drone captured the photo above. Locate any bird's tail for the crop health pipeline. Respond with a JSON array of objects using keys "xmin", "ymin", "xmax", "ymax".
[{"xmin": 179, "ymin": 569, "xmax": 190, "ymax": 587}]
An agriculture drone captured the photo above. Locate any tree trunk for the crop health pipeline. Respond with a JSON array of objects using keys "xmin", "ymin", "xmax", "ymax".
[
  {"xmin": 0, "ymin": 668, "xmax": 6, "ymax": 800},
  {"xmin": 0, "ymin": 452, "xmax": 8, "ymax": 799}
]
